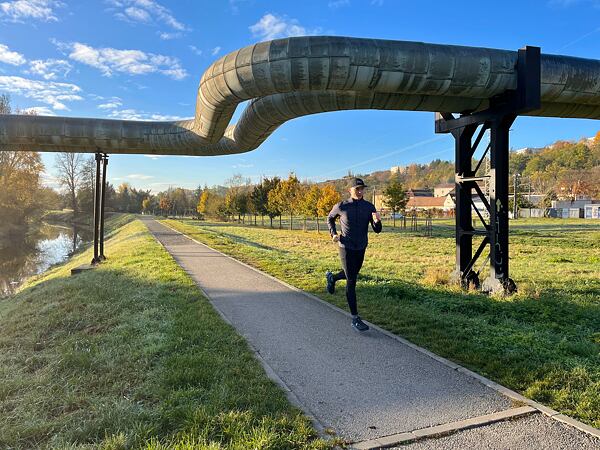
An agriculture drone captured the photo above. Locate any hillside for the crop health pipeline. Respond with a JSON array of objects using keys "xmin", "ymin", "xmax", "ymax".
[{"xmin": 319, "ymin": 134, "xmax": 600, "ymax": 199}]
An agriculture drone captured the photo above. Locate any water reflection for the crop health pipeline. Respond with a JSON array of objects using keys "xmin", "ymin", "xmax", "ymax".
[{"xmin": 0, "ymin": 223, "xmax": 92, "ymax": 297}]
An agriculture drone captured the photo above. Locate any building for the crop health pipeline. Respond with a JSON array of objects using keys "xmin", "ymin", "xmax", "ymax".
[
  {"xmin": 407, "ymin": 188, "xmax": 433, "ymax": 198},
  {"xmin": 585, "ymin": 204, "xmax": 600, "ymax": 219},
  {"xmin": 434, "ymin": 184, "xmax": 454, "ymax": 197},
  {"xmin": 390, "ymin": 165, "xmax": 407, "ymax": 175},
  {"xmin": 406, "ymin": 194, "xmax": 455, "ymax": 212}
]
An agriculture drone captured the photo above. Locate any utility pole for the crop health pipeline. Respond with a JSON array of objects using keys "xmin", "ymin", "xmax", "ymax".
[{"xmin": 513, "ymin": 173, "xmax": 520, "ymax": 219}]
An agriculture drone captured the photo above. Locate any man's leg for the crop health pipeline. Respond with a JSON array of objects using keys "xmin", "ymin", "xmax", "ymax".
[{"xmin": 343, "ymin": 248, "xmax": 365, "ymax": 316}]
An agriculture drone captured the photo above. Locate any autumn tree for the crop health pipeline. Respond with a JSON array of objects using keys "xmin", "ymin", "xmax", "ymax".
[
  {"xmin": 299, "ymin": 184, "xmax": 321, "ymax": 231},
  {"xmin": 317, "ymin": 184, "xmax": 342, "ymax": 233},
  {"xmin": 268, "ymin": 173, "xmax": 302, "ymax": 230},
  {"xmin": 383, "ymin": 176, "xmax": 408, "ymax": 227},
  {"xmin": 159, "ymin": 196, "xmax": 173, "ymax": 216},
  {"xmin": 0, "ymin": 94, "xmax": 46, "ymax": 239}
]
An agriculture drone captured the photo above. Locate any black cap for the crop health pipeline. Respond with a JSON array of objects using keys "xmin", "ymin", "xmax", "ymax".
[{"xmin": 349, "ymin": 177, "xmax": 367, "ymax": 188}]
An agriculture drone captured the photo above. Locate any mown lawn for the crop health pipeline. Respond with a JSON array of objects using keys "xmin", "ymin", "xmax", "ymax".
[
  {"xmin": 0, "ymin": 219, "xmax": 334, "ymax": 449},
  {"xmin": 164, "ymin": 217, "xmax": 600, "ymax": 429}
]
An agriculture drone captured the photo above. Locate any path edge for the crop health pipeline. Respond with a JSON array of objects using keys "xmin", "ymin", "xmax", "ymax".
[{"xmin": 141, "ymin": 219, "xmax": 332, "ymax": 442}]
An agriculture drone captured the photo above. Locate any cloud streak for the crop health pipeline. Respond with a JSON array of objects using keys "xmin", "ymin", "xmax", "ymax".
[
  {"xmin": 0, "ymin": 75, "xmax": 82, "ymax": 110},
  {"xmin": 54, "ymin": 40, "xmax": 188, "ymax": 80},
  {"xmin": 107, "ymin": 0, "xmax": 188, "ymax": 32},
  {"xmin": 0, "ymin": 43, "xmax": 26, "ymax": 65},
  {"xmin": 0, "ymin": 0, "xmax": 64, "ymax": 22},
  {"xmin": 249, "ymin": 13, "xmax": 321, "ymax": 41}
]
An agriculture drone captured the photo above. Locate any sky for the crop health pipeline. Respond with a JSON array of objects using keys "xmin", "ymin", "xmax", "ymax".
[{"xmin": 1, "ymin": 0, "xmax": 599, "ymax": 192}]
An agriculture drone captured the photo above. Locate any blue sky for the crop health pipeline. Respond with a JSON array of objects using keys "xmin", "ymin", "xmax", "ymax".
[{"xmin": 1, "ymin": 0, "xmax": 599, "ymax": 192}]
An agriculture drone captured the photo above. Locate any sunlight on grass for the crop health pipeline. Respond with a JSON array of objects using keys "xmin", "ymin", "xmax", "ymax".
[{"xmin": 165, "ymin": 217, "xmax": 600, "ymax": 429}]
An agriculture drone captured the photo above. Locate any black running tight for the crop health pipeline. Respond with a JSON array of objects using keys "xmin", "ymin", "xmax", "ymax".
[{"xmin": 332, "ymin": 247, "xmax": 366, "ymax": 316}]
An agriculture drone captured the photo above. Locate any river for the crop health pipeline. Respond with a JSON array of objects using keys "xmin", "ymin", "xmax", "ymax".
[{"xmin": 0, "ymin": 222, "xmax": 92, "ymax": 297}]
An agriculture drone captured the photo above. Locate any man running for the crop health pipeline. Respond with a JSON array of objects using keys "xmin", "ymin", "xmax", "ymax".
[{"xmin": 326, "ymin": 178, "xmax": 382, "ymax": 332}]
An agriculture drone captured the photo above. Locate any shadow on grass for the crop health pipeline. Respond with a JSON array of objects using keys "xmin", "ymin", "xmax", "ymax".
[{"xmin": 0, "ymin": 262, "xmax": 330, "ymax": 449}]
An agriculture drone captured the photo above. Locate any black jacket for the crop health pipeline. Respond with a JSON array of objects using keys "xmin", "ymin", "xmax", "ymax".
[{"xmin": 327, "ymin": 198, "xmax": 382, "ymax": 250}]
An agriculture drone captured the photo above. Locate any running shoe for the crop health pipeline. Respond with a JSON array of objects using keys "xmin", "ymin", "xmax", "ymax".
[
  {"xmin": 352, "ymin": 316, "xmax": 369, "ymax": 332},
  {"xmin": 325, "ymin": 271, "xmax": 335, "ymax": 294}
]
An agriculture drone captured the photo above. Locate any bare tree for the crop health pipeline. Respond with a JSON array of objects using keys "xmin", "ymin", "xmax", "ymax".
[{"xmin": 55, "ymin": 153, "xmax": 85, "ymax": 217}]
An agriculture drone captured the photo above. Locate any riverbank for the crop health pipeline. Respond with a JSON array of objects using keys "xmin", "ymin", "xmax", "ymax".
[
  {"xmin": 0, "ymin": 219, "xmax": 333, "ymax": 449},
  {"xmin": 163, "ymin": 218, "xmax": 600, "ymax": 430}
]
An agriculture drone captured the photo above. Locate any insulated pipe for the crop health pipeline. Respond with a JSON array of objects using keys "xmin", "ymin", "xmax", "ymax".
[{"xmin": 1, "ymin": 36, "xmax": 600, "ymax": 156}]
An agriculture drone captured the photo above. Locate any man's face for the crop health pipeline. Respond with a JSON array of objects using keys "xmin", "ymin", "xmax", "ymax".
[{"xmin": 350, "ymin": 186, "xmax": 364, "ymax": 200}]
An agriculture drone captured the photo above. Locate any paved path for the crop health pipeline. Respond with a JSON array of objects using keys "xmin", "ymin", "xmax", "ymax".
[{"xmin": 143, "ymin": 219, "xmax": 600, "ymax": 449}]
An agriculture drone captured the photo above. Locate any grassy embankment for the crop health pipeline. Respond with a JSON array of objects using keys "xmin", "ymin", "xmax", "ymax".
[
  {"xmin": 164, "ymin": 217, "xmax": 600, "ymax": 429},
  {"xmin": 0, "ymin": 218, "xmax": 334, "ymax": 449}
]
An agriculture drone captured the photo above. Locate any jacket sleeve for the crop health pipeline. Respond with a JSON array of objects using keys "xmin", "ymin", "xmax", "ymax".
[
  {"xmin": 327, "ymin": 203, "xmax": 340, "ymax": 236},
  {"xmin": 370, "ymin": 204, "xmax": 382, "ymax": 233}
]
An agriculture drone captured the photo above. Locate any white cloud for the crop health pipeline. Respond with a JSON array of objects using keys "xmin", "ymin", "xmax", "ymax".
[
  {"xmin": 189, "ymin": 45, "xmax": 202, "ymax": 56},
  {"xmin": 158, "ymin": 31, "xmax": 181, "ymax": 40},
  {"xmin": 249, "ymin": 13, "xmax": 320, "ymax": 41},
  {"xmin": 0, "ymin": 75, "xmax": 82, "ymax": 110},
  {"xmin": 21, "ymin": 105, "xmax": 55, "ymax": 115},
  {"xmin": 211, "ymin": 46, "xmax": 221, "ymax": 56},
  {"xmin": 27, "ymin": 59, "xmax": 71, "ymax": 80},
  {"xmin": 144, "ymin": 154, "xmax": 169, "ymax": 159},
  {"xmin": 125, "ymin": 173, "xmax": 154, "ymax": 180},
  {"xmin": 0, "ymin": 43, "xmax": 26, "ymax": 65},
  {"xmin": 97, "ymin": 97, "xmax": 122, "ymax": 109},
  {"xmin": 107, "ymin": 108, "xmax": 191, "ymax": 121},
  {"xmin": 0, "ymin": 0, "xmax": 64, "ymax": 22},
  {"xmin": 107, "ymin": 0, "xmax": 187, "ymax": 31},
  {"xmin": 328, "ymin": 0, "xmax": 350, "ymax": 9},
  {"xmin": 123, "ymin": 6, "xmax": 150, "ymax": 22},
  {"xmin": 54, "ymin": 40, "xmax": 188, "ymax": 80}
]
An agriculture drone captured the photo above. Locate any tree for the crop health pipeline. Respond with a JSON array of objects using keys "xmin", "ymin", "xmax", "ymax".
[
  {"xmin": 261, "ymin": 177, "xmax": 281, "ymax": 228},
  {"xmin": 0, "ymin": 94, "xmax": 46, "ymax": 239},
  {"xmin": 159, "ymin": 196, "xmax": 173, "ymax": 216},
  {"xmin": 197, "ymin": 189, "xmax": 226, "ymax": 220},
  {"xmin": 317, "ymin": 184, "xmax": 342, "ymax": 232},
  {"xmin": 268, "ymin": 173, "xmax": 302, "ymax": 230},
  {"xmin": 383, "ymin": 176, "xmax": 408, "ymax": 227},
  {"xmin": 142, "ymin": 197, "xmax": 151, "ymax": 214},
  {"xmin": 55, "ymin": 152, "xmax": 85, "ymax": 218},
  {"xmin": 300, "ymin": 184, "xmax": 321, "ymax": 232},
  {"xmin": 76, "ymin": 155, "xmax": 96, "ymax": 216}
]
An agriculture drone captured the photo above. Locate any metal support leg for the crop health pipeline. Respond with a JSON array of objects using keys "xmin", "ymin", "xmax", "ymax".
[
  {"xmin": 482, "ymin": 117, "xmax": 517, "ymax": 294},
  {"xmin": 91, "ymin": 152, "xmax": 102, "ymax": 265},
  {"xmin": 99, "ymin": 154, "xmax": 108, "ymax": 260},
  {"xmin": 453, "ymin": 124, "xmax": 478, "ymax": 288}
]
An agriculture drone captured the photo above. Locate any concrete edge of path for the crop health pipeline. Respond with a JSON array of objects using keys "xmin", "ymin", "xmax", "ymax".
[
  {"xmin": 351, "ymin": 406, "xmax": 538, "ymax": 449},
  {"xmin": 153, "ymin": 220, "xmax": 600, "ymax": 442},
  {"xmin": 144, "ymin": 220, "xmax": 330, "ymax": 438}
]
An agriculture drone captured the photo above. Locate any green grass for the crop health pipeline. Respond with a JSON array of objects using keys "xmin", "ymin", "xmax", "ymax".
[
  {"xmin": 0, "ymin": 220, "xmax": 335, "ymax": 449},
  {"xmin": 163, "ymin": 218, "xmax": 600, "ymax": 429}
]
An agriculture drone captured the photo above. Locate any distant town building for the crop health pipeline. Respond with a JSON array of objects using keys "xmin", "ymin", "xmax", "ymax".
[
  {"xmin": 434, "ymin": 184, "xmax": 454, "ymax": 197},
  {"xmin": 390, "ymin": 165, "xmax": 407, "ymax": 174},
  {"xmin": 407, "ymin": 188, "xmax": 433, "ymax": 198},
  {"xmin": 407, "ymin": 195, "xmax": 455, "ymax": 212}
]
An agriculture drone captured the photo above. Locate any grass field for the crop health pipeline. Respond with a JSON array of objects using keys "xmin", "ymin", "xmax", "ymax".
[
  {"xmin": 0, "ymin": 219, "xmax": 334, "ymax": 449},
  {"xmin": 164, "ymin": 217, "xmax": 600, "ymax": 429}
]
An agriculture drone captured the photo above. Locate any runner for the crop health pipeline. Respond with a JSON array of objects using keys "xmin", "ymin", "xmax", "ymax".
[{"xmin": 326, "ymin": 178, "xmax": 382, "ymax": 331}]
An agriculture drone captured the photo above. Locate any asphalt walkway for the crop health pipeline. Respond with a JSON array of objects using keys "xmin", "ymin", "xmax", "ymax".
[{"xmin": 143, "ymin": 218, "xmax": 599, "ymax": 449}]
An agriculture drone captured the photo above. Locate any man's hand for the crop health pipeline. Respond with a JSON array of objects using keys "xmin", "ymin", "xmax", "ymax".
[
  {"xmin": 332, "ymin": 234, "xmax": 340, "ymax": 243},
  {"xmin": 372, "ymin": 211, "xmax": 381, "ymax": 222}
]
